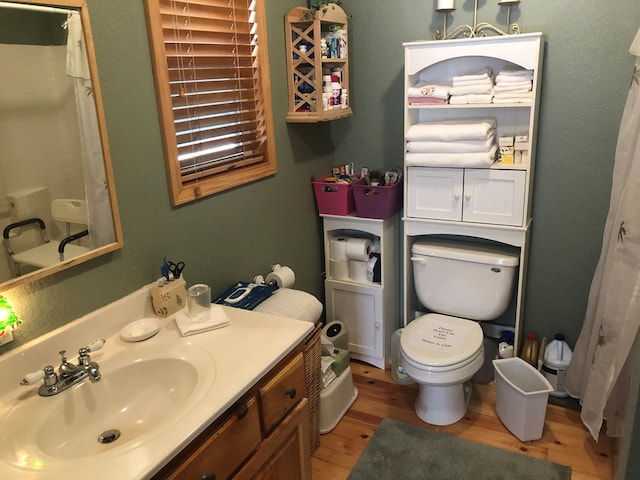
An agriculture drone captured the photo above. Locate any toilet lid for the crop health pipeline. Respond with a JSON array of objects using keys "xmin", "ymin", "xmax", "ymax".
[{"xmin": 400, "ymin": 313, "xmax": 484, "ymax": 368}]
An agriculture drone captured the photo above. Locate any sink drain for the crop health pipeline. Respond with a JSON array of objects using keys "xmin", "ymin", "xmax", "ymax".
[{"xmin": 98, "ymin": 429, "xmax": 121, "ymax": 444}]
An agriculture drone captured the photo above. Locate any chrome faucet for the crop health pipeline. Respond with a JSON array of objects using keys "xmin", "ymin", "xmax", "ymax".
[{"xmin": 20, "ymin": 339, "xmax": 105, "ymax": 397}]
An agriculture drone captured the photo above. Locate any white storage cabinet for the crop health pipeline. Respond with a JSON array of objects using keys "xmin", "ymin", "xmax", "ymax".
[
  {"xmin": 407, "ymin": 167, "xmax": 526, "ymax": 226},
  {"xmin": 403, "ymin": 34, "xmax": 544, "ymax": 354},
  {"xmin": 322, "ymin": 214, "xmax": 400, "ymax": 369}
]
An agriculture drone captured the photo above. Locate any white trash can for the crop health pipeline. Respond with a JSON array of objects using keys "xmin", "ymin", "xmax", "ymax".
[{"xmin": 493, "ymin": 357, "xmax": 554, "ymax": 442}]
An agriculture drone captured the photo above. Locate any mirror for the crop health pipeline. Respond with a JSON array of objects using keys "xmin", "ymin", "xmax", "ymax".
[{"xmin": 0, "ymin": 0, "xmax": 123, "ymax": 291}]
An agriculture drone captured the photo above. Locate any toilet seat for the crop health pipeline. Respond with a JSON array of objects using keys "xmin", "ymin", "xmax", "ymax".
[{"xmin": 400, "ymin": 313, "xmax": 484, "ymax": 372}]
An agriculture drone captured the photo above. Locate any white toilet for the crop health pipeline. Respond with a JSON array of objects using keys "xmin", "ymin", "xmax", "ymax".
[{"xmin": 400, "ymin": 238, "xmax": 520, "ymax": 426}]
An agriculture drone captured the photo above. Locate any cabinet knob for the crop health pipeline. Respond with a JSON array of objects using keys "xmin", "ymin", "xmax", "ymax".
[
  {"xmin": 464, "ymin": 193, "xmax": 471, "ymax": 202},
  {"xmin": 285, "ymin": 388, "xmax": 297, "ymax": 399},
  {"xmin": 201, "ymin": 474, "xmax": 216, "ymax": 480},
  {"xmin": 375, "ymin": 322, "xmax": 381, "ymax": 329},
  {"xmin": 453, "ymin": 192, "xmax": 461, "ymax": 200}
]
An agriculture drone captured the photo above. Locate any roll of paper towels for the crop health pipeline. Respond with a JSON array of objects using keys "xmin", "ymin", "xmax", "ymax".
[
  {"xmin": 330, "ymin": 237, "xmax": 348, "ymax": 261},
  {"xmin": 323, "ymin": 320, "xmax": 349, "ymax": 351},
  {"xmin": 349, "ymin": 260, "xmax": 368, "ymax": 282},
  {"xmin": 346, "ymin": 237, "xmax": 372, "ymax": 261},
  {"xmin": 330, "ymin": 258, "xmax": 349, "ymax": 280},
  {"xmin": 265, "ymin": 265, "xmax": 296, "ymax": 288}
]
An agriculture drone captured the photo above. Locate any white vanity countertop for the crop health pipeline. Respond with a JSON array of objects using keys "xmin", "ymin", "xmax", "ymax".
[{"xmin": 0, "ymin": 284, "xmax": 314, "ymax": 479}]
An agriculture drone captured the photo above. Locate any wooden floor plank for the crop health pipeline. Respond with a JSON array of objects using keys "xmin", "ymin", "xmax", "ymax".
[{"xmin": 311, "ymin": 360, "xmax": 614, "ymax": 480}]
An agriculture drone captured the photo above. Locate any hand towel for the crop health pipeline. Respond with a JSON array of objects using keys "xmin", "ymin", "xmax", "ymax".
[
  {"xmin": 452, "ymin": 67, "xmax": 492, "ymax": 83},
  {"xmin": 408, "ymin": 96, "xmax": 448, "ymax": 105},
  {"xmin": 405, "ymin": 146, "xmax": 498, "ymax": 168},
  {"xmin": 407, "ymin": 81, "xmax": 451, "ymax": 100},
  {"xmin": 492, "ymin": 97, "xmax": 532, "ymax": 104},
  {"xmin": 492, "ymin": 91, "xmax": 533, "ymax": 103},
  {"xmin": 407, "ymin": 132, "xmax": 495, "ymax": 153},
  {"xmin": 496, "ymin": 73, "xmax": 533, "ymax": 84},
  {"xmin": 175, "ymin": 304, "xmax": 230, "ymax": 336},
  {"xmin": 497, "ymin": 68, "xmax": 534, "ymax": 78},
  {"xmin": 493, "ymin": 81, "xmax": 532, "ymax": 94},
  {"xmin": 405, "ymin": 119, "xmax": 496, "ymax": 142},
  {"xmin": 449, "ymin": 81, "xmax": 493, "ymax": 96},
  {"xmin": 452, "ymin": 77, "xmax": 495, "ymax": 87},
  {"xmin": 449, "ymin": 93, "xmax": 493, "ymax": 105}
]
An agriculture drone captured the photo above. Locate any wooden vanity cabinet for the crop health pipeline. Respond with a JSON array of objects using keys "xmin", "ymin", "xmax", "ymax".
[{"xmin": 154, "ymin": 344, "xmax": 311, "ymax": 480}]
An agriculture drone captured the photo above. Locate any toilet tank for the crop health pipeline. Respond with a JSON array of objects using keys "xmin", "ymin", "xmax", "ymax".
[{"xmin": 411, "ymin": 239, "xmax": 520, "ymax": 321}]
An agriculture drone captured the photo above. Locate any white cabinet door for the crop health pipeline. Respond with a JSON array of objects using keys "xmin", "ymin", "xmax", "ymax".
[
  {"xmin": 463, "ymin": 169, "xmax": 526, "ymax": 226},
  {"xmin": 407, "ymin": 167, "xmax": 463, "ymax": 221},
  {"xmin": 325, "ymin": 280, "xmax": 383, "ymax": 363}
]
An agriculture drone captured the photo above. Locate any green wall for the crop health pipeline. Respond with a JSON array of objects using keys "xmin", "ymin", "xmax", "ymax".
[{"xmin": 2, "ymin": 0, "xmax": 640, "ymax": 477}]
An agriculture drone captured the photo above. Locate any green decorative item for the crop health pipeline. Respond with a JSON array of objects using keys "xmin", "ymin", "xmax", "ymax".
[
  {"xmin": 308, "ymin": 0, "xmax": 342, "ymax": 13},
  {"xmin": 0, "ymin": 295, "xmax": 21, "ymax": 335}
]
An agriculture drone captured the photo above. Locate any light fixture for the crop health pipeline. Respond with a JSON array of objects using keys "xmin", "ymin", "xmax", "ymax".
[
  {"xmin": 0, "ymin": 294, "xmax": 21, "ymax": 337},
  {"xmin": 433, "ymin": 0, "xmax": 522, "ymax": 41}
]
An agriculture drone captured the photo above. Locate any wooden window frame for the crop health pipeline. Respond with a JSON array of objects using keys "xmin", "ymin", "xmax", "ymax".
[{"xmin": 144, "ymin": 0, "xmax": 277, "ymax": 206}]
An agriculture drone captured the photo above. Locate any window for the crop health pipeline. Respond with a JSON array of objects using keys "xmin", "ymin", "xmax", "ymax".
[{"xmin": 144, "ymin": 0, "xmax": 276, "ymax": 206}]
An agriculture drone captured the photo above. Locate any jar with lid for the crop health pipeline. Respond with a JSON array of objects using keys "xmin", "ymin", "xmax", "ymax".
[{"xmin": 520, "ymin": 332, "xmax": 539, "ymax": 367}]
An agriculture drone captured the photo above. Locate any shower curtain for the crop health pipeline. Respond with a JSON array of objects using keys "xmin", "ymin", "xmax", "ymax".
[
  {"xmin": 65, "ymin": 11, "xmax": 115, "ymax": 248},
  {"xmin": 564, "ymin": 27, "xmax": 640, "ymax": 441}
]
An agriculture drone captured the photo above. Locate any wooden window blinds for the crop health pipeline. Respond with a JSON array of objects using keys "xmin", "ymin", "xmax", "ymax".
[{"xmin": 145, "ymin": 0, "xmax": 276, "ymax": 205}]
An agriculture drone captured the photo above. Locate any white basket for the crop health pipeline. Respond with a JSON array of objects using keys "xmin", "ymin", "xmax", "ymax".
[{"xmin": 493, "ymin": 357, "xmax": 553, "ymax": 442}]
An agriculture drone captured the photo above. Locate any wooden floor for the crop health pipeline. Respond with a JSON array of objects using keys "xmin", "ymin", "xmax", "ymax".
[{"xmin": 311, "ymin": 360, "xmax": 615, "ymax": 480}]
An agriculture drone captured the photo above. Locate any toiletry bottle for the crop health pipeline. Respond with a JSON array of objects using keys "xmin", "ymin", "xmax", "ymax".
[
  {"xmin": 320, "ymin": 38, "xmax": 328, "ymax": 58},
  {"xmin": 519, "ymin": 332, "xmax": 539, "ymax": 367}
]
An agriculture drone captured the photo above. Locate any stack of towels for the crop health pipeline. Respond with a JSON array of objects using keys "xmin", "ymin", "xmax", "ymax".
[
  {"xmin": 492, "ymin": 68, "xmax": 534, "ymax": 103},
  {"xmin": 405, "ymin": 118, "xmax": 497, "ymax": 167},
  {"xmin": 448, "ymin": 68, "xmax": 494, "ymax": 105},
  {"xmin": 407, "ymin": 80, "xmax": 451, "ymax": 105}
]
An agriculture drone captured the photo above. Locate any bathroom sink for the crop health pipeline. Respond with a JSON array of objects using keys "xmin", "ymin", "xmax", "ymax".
[{"xmin": 0, "ymin": 342, "xmax": 216, "ymax": 470}]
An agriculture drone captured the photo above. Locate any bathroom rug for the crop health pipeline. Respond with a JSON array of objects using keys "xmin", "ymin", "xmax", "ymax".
[{"xmin": 348, "ymin": 418, "xmax": 571, "ymax": 480}]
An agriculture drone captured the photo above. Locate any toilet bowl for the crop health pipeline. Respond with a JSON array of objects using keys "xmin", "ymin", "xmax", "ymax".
[{"xmin": 401, "ymin": 239, "xmax": 519, "ymax": 426}]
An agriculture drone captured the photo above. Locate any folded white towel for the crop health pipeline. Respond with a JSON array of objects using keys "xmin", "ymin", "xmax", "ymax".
[
  {"xmin": 492, "ymin": 91, "xmax": 533, "ymax": 103},
  {"xmin": 452, "ymin": 77, "xmax": 494, "ymax": 87},
  {"xmin": 498, "ymin": 68, "xmax": 534, "ymax": 78},
  {"xmin": 407, "ymin": 81, "xmax": 451, "ymax": 100},
  {"xmin": 449, "ymin": 93, "xmax": 493, "ymax": 105},
  {"xmin": 175, "ymin": 305, "xmax": 230, "ymax": 336},
  {"xmin": 405, "ymin": 119, "xmax": 496, "ymax": 142},
  {"xmin": 407, "ymin": 132, "xmax": 495, "ymax": 153},
  {"xmin": 496, "ymin": 73, "xmax": 533, "ymax": 84},
  {"xmin": 452, "ymin": 67, "xmax": 492, "ymax": 83},
  {"xmin": 493, "ymin": 81, "xmax": 532, "ymax": 93},
  {"xmin": 405, "ymin": 146, "xmax": 498, "ymax": 168},
  {"xmin": 449, "ymin": 81, "xmax": 493, "ymax": 96},
  {"xmin": 493, "ymin": 92, "xmax": 533, "ymax": 98}
]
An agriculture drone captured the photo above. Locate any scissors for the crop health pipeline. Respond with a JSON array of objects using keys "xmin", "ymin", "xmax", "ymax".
[{"xmin": 168, "ymin": 261, "xmax": 185, "ymax": 279}]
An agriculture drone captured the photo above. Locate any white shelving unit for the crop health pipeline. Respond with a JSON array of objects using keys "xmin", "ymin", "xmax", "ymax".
[
  {"xmin": 402, "ymin": 33, "xmax": 544, "ymax": 354},
  {"xmin": 322, "ymin": 213, "xmax": 400, "ymax": 369}
]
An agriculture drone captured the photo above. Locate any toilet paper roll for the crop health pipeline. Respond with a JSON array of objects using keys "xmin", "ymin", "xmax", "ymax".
[
  {"xmin": 346, "ymin": 237, "xmax": 372, "ymax": 261},
  {"xmin": 330, "ymin": 237, "xmax": 348, "ymax": 261},
  {"xmin": 330, "ymin": 258, "xmax": 350, "ymax": 280},
  {"xmin": 349, "ymin": 259, "xmax": 368, "ymax": 282},
  {"xmin": 265, "ymin": 265, "xmax": 296, "ymax": 288},
  {"xmin": 322, "ymin": 320, "xmax": 349, "ymax": 351}
]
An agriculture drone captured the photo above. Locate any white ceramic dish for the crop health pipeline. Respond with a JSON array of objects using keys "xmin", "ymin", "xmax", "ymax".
[{"xmin": 120, "ymin": 317, "xmax": 161, "ymax": 342}]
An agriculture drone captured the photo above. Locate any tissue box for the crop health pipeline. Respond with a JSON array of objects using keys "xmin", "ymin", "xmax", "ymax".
[
  {"xmin": 151, "ymin": 277, "xmax": 187, "ymax": 317},
  {"xmin": 331, "ymin": 348, "xmax": 350, "ymax": 378}
]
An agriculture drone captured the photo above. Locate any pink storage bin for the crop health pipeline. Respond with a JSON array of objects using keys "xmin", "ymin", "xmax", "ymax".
[
  {"xmin": 312, "ymin": 175, "xmax": 362, "ymax": 216},
  {"xmin": 352, "ymin": 181, "xmax": 402, "ymax": 219}
]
